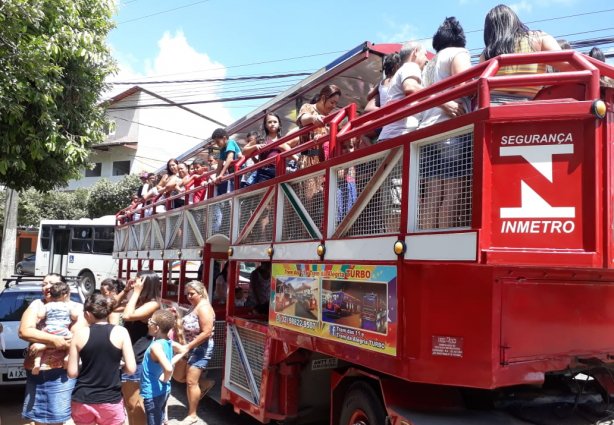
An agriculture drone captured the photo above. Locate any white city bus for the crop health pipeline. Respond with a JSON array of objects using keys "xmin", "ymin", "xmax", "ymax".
[{"xmin": 35, "ymin": 216, "xmax": 117, "ymax": 295}]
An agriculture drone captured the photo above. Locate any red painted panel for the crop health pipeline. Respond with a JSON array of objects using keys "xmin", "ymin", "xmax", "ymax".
[
  {"xmin": 489, "ymin": 121, "xmax": 590, "ymax": 251},
  {"xmin": 501, "ymin": 279, "xmax": 614, "ymax": 362}
]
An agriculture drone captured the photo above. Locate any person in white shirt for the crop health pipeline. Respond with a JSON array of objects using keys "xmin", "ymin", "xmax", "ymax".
[{"xmin": 378, "ymin": 41, "xmax": 428, "ymax": 141}]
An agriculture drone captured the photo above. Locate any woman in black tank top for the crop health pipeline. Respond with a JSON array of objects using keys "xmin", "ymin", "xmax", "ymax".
[{"xmin": 68, "ymin": 294, "xmax": 136, "ymax": 424}]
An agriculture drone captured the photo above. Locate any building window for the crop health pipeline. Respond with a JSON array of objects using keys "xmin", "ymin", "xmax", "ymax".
[
  {"xmin": 112, "ymin": 160, "xmax": 131, "ymax": 176},
  {"xmin": 85, "ymin": 162, "xmax": 102, "ymax": 177}
]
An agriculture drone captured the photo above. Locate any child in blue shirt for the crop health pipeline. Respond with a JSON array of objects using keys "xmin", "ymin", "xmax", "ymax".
[
  {"xmin": 211, "ymin": 127, "xmax": 242, "ymax": 195},
  {"xmin": 140, "ymin": 309, "xmax": 185, "ymax": 425}
]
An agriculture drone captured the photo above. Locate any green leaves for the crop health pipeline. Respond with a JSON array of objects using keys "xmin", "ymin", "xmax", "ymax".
[
  {"xmin": 0, "ymin": 0, "xmax": 116, "ymax": 191},
  {"xmin": 0, "ymin": 175, "xmax": 140, "ymax": 228},
  {"xmin": 86, "ymin": 175, "xmax": 141, "ymax": 219}
]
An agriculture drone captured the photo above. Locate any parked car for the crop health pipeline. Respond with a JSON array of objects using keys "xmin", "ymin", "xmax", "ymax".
[
  {"xmin": 0, "ymin": 277, "xmax": 84, "ymax": 386},
  {"xmin": 15, "ymin": 254, "xmax": 35, "ymax": 276}
]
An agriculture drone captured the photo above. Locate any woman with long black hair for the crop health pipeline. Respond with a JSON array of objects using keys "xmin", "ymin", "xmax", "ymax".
[{"xmin": 119, "ymin": 270, "xmax": 161, "ymax": 425}]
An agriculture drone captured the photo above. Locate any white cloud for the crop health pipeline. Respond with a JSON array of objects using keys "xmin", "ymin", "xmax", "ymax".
[
  {"xmin": 510, "ymin": 1, "xmax": 533, "ymax": 14},
  {"xmin": 511, "ymin": 0, "xmax": 577, "ymax": 14},
  {"xmin": 106, "ymin": 30, "xmax": 234, "ymax": 127},
  {"xmin": 376, "ymin": 17, "xmax": 431, "ymax": 51}
]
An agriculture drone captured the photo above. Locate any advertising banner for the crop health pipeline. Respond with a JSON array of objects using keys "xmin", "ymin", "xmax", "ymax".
[{"xmin": 270, "ymin": 263, "xmax": 397, "ymax": 356}]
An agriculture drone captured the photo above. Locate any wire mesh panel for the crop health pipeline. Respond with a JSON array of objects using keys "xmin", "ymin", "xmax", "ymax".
[
  {"xmin": 207, "ymin": 199, "xmax": 231, "ymax": 238},
  {"xmin": 167, "ymin": 214, "xmax": 183, "ymax": 249},
  {"xmin": 192, "ymin": 205, "xmax": 208, "ymax": 246},
  {"xmin": 334, "ymin": 163, "xmax": 358, "ymax": 228},
  {"xmin": 139, "ymin": 221, "xmax": 151, "ymax": 250},
  {"xmin": 238, "ymin": 326, "xmax": 266, "ymax": 389},
  {"xmin": 128, "ymin": 225, "xmax": 139, "ymax": 251},
  {"xmin": 280, "ymin": 175, "xmax": 325, "ymax": 241},
  {"xmin": 243, "ymin": 197, "xmax": 273, "ymax": 244},
  {"xmin": 416, "ymin": 132, "xmax": 473, "ymax": 231},
  {"xmin": 237, "ymin": 191, "xmax": 265, "ymax": 240},
  {"xmin": 208, "ymin": 320, "xmax": 226, "ymax": 370},
  {"xmin": 184, "ymin": 208, "xmax": 204, "ymax": 249},
  {"xmin": 115, "ymin": 228, "xmax": 128, "ymax": 252},
  {"xmin": 345, "ymin": 158, "xmax": 403, "ymax": 237},
  {"xmin": 152, "ymin": 217, "xmax": 166, "ymax": 249},
  {"xmin": 228, "ymin": 324, "xmax": 266, "ymax": 402}
]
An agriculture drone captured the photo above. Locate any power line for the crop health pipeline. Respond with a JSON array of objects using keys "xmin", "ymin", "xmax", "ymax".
[
  {"xmin": 107, "ymin": 94, "xmax": 276, "ymax": 110},
  {"xmin": 118, "ymin": 0, "xmax": 213, "ymax": 24},
  {"xmin": 107, "ymin": 115, "xmax": 205, "ymax": 140},
  {"xmin": 113, "ymin": 8, "xmax": 614, "ymax": 82},
  {"xmin": 109, "ymin": 72, "xmax": 311, "ymax": 85}
]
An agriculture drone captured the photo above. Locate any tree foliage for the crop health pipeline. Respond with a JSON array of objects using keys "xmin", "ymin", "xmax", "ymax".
[
  {"xmin": 86, "ymin": 175, "xmax": 141, "ymax": 219},
  {"xmin": 17, "ymin": 188, "xmax": 90, "ymax": 227},
  {"xmin": 0, "ymin": 0, "xmax": 115, "ymax": 191},
  {"xmin": 1, "ymin": 175, "xmax": 139, "ymax": 228}
]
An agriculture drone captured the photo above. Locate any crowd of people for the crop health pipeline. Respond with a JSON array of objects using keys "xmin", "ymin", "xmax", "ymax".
[
  {"xmin": 119, "ymin": 4, "xmax": 612, "ymax": 230},
  {"xmin": 19, "ymin": 272, "xmax": 217, "ymax": 425}
]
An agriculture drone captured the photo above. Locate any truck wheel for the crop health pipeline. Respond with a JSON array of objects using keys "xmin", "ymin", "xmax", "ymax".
[
  {"xmin": 79, "ymin": 271, "xmax": 96, "ymax": 297},
  {"xmin": 339, "ymin": 382, "xmax": 386, "ymax": 425}
]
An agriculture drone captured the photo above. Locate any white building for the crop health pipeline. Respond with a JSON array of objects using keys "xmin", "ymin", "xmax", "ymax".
[{"xmin": 66, "ymin": 86, "xmax": 225, "ymax": 190}]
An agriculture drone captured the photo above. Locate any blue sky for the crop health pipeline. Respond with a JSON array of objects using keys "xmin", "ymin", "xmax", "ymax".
[{"xmin": 107, "ymin": 0, "xmax": 614, "ymax": 125}]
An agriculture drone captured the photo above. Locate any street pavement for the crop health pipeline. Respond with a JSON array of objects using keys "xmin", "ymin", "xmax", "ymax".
[{"xmin": 0, "ymin": 381, "xmax": 260, "ymax": 425}]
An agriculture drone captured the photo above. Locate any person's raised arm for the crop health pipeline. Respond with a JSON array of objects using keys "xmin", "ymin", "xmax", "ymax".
[{"xmin": 122, "ymin": 279, "xmax": 160, "ymax": 321}]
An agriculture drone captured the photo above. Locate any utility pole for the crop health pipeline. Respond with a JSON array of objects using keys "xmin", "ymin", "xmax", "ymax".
[{"xmin": 0, "ymin": 188, "xmax": 19, "ymax": 281}]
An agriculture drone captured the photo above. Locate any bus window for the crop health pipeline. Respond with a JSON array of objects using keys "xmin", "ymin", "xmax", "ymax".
[
  {"xmin": 93, "ymin": 226, "xmax": 114, "ymax": 254},
  {"xmin": 71, "ymin": 226, "xmax": 93, "ymax": 253},
  {"xmin": 40, "ymin": 225, "xmax": 51, "ymax": 251}
]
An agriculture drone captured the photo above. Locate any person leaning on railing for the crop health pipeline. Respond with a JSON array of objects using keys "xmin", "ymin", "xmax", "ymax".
[
  {"xmin": 242, "ymin": 113, "xmax": 296, "ymax": 186},
  {"xmin": 211, "ymin": 128, "xmax": 242, "ymax": 195},
  {"xmin": 417, "ymin": 16, "xmax": 473, "ymax": 230},
  {"xmin": 377, "ymin": 42, "xmax": 428, "ymax": 142},
  {"xmin": 588, "ymin": 47, "xmax": 614, "ymax": 88},
  {"xmin": 295, "ymin": 84, "xmax": 342, "ymax": 218},
  {"xmin": 185, "ymin": 157, "xmax": 212, "ymax": 204},
  {"xmin": 141, "ymin": 158, "xmax": 182, "ymax": 212},
  {"xmin": 479, "ymin": 4, "xmax": 562, "ymax": 104}
]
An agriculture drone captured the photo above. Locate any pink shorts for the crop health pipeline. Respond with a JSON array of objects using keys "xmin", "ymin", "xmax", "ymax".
[{"xmin": 71, "ymin": 400, "xmax": 126, "ymax": 425}]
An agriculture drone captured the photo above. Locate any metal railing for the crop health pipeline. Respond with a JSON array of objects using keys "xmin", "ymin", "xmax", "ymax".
[{"xmin": 114, "ymin": 51, "xmax": 613, "ymax": 258}]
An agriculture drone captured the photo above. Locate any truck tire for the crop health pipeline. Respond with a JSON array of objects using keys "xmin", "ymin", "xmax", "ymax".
[
  {"xmin": 79, "ymin": 271, "xmax": 96, "ymax": 297},
  {"xmin": 339, "ymin": 381, "xmax": 386, "ymax": 425}
]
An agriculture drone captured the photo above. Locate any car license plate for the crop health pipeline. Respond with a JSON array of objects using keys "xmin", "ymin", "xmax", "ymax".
[{"xmin": 7, "ymin": 367, "xmax": 26, "ymax": 380}]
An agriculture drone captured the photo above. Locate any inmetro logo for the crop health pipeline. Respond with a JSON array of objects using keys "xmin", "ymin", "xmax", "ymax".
[{"xmin": 499, "ymin": 141, "xmax": 575, "ymax": 234}]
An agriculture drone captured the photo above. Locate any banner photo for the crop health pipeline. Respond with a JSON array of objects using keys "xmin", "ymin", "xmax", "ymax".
[{"xmin": 270, "ymin": 263, "xmax": 397, "ymax": 356}]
